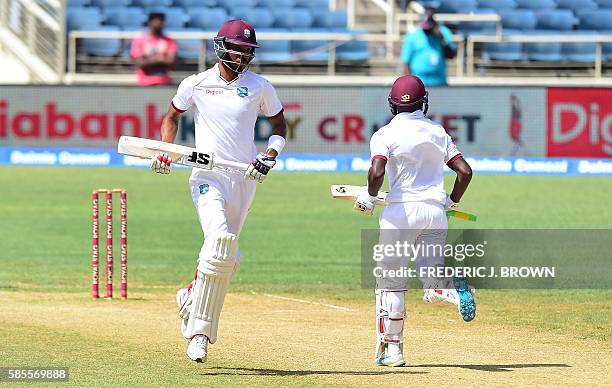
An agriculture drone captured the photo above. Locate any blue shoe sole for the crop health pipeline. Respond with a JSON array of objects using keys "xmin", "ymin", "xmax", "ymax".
[{"xmin": 453, "ymin": 277, "xmax": 476, "ymax": 322}]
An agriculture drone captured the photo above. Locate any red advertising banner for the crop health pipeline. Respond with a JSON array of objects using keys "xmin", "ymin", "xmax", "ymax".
[{"xmin": 547, "ymin": 88, "xmax": 612, "ymax": 157}]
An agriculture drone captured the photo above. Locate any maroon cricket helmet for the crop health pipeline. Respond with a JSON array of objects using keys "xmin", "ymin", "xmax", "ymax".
[
  {"xmin": 388, "ymin": 75, "xmax": 428, "ymax": 114},
  {"xmin": 215, "ymin": 19, "xmax": 259, "ymax": 48}
]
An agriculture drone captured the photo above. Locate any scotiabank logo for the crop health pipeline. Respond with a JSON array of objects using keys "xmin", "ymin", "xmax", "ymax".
[
  {"xmin": 547, "ymin": 88, "xmax": 612, "ymax": 157},
  {"xmin": 0, "ymin": 100, "xmax": 164, "ymax": 140}
]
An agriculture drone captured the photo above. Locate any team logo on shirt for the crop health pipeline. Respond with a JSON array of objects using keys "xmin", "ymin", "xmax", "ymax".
[
  {"xmin": 237, "ymin": 87, "xmax": 249, "ymax": 97},
  {"xmin": 199, "ymin": 184, "xmax": 209, "ymax": 194},
  {"xmin": 401, "ymin": 94, "xmax": 411, "ymax": 102}
]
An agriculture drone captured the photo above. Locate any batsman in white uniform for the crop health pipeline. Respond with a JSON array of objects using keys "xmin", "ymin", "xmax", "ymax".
[
  {"xmin": 149, "ymin": 19, "xmax": 287, "ymax": 363},
  {"xmin": 354, "ymin": 75, "xmax": 475, "ymax": 367}
]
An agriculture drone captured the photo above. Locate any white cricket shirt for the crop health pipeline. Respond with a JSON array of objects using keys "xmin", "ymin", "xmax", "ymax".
[
  {"xmin": 171, "ymin": 64, "xmax": 283, "ymax": 177},
  {"xmin": 370, "ymin": 110, "xmax": 461, "ymax": 205}
]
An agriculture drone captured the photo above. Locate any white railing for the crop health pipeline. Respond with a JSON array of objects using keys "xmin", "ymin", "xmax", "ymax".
[{"xmin": 0, "ymin": 0, "xmax": 65, "ymax": 82}]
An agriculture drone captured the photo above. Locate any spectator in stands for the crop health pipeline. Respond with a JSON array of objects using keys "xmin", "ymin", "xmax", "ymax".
[
  {"xmin": 400, "ymin": 8, "xmax": 456, "ymax": 86},
  {"xmin": 130, "ymin": 13, "xmax": 177, "ymax": 86}
]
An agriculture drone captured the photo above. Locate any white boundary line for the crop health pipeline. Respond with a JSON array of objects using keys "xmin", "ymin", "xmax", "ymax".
[{"xmin": 252, "ymin": 291, "xmax": 356, "ymax": 312}]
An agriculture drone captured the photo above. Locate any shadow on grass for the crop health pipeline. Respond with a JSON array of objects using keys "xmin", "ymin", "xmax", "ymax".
[{"xmin": 203, "ymin": 363, "xmax": 571, "ymax": 376}]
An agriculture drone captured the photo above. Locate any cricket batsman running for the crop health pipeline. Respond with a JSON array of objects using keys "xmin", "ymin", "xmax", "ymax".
[
  {"xmin": 354, "ymin": 75, "xmax": 475, "ymax": 367},
  {"xmin": 149, "ymin": 19, "xmax": 287, "ymax": 363}
]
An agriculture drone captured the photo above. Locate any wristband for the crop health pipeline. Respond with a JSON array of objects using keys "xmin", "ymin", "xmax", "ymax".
[{"xmin": 267, "ymin": 135, "xmax": 286, "ymax": 154}]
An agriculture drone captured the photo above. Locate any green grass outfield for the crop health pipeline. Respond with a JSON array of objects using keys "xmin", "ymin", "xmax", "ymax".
[{"xmin": 0, "ymin": 167, "xmax": 611, "ymax": 386}]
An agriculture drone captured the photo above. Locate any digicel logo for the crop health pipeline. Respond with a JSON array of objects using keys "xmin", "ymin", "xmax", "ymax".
[{"xmin": 0, "ymin": 100, "xmax": 164, "ymax": 140}]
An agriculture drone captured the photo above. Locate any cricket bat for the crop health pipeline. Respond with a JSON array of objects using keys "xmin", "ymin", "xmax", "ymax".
[
  {"xmin": 330, "ymin": 185, "xmax": 478, "ymax": 221},
  {"xmin": 117, "ymin": 136, "xmax": 250, "ymax": 171}
]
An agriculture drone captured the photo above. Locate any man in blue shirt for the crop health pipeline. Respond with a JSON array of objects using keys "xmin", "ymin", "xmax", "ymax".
[{"xmin": 400, "ymin": 8, "xmax": 457, "ymax": 86}]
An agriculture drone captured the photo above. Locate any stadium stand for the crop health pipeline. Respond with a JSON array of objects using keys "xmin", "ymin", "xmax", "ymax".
[
  {"xmin": 91, "ymin": 0, "xmax": 132, "ymax": 6},
  {"xmin": 104, "ymin": 7, "xmax": 148, "ymax": 29},
  {"xmin": 187, "ymin": 7, "xmax": 228, "ymax": 31},
  {"xmin": 476, "ymin": 0, "xmax": 517, "ymax": 11},
  {"xmin": 515, "ymin": 0, "xmax": 557, "ymax": 10}
]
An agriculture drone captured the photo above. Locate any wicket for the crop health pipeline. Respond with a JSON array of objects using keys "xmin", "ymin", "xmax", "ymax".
[{"xmin": 91, "ymin": 189, "xmax": 127, "ymax": 299}]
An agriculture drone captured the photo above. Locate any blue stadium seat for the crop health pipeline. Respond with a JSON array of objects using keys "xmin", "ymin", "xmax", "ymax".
[
  {"xmin": 81, "ymin": 25, "xmax": 121, "ymax": 56},
  {"xmin": 91, "ymin": 0, "xmax": 131, "ymax": 7},
  {"xmin": 524, "ymin": 30, "xmax": 562, "ymax": 61},
  {"xmin": 561, "ymin": 31, "xmax": 597, "ymax": 62},
  {"xmin": 255, "ymin": 28, "xmax": 291, "ymax": 61},
  {"xmin": 67, "ymin": 0, "xmax": 91, "ymax": 6},
  {"xmin": 476, "ymin": 0, "xmax": 516, "ymax": 10},
  {"xmin": 458, "ymin": 8, "xmax": 497, "ymax": 34},
  {"xmin": 438, "ymin": 0, "xmax": 478, "ymax": 13},
  {"xmin": 258, "ymin": 0, "xmax": 296, "ymax": 8},
  {"xmin": 273, "ymin": 9, "xmax": 313, "ymax": 28},
  {"xmin": 146, "ymin": 7, "xmax": 190, "ymax": 28},
  {"xmin": 290, "ymin": 27, "xmax": 329, "ymax": 61},
  {"xmin": 166, "ymin": 28, "xmax": 203, "ymax": 59},
  {"xmin": 188, "ymin": 7, "xmax": 228, "ymax": 30},
  {"xmin": 105, "ymin": 7, "xmax": 147, "ymax": 28},
  {"xmin": 311, "ymin": 10, "xmax": 347, "ymax": 28},
  {"xmin": 294, "ymin": 0, "xmax": 328, "ymax": 9},
  {"xmin": 555, "ymin": 0, "xmax": 598, "ymax": 13},
  {"xmin": 500, "ymin": 10, "xmax": 537, "ymax": 30},
  {"xmin": 419, "ymin": 1, "xmax": 441, "ymax": 9},
  {"xmin": 132, "ymin": 0, "xmax": 172, "ymax": 7},
  {"xmin": 231, "ymin": 8, "xmax": 275, "ymax": 28},
  {"xmin": 515, "ymin": 0, "xmax": 555, "ymax": 10},
  {"xmin": 535, "ymin": 10, "xmax": 577, "ymax": 30},
  {"xmin": 482, "ymin": 29, "xmax": 523, "ymax": 60},
  {"xmin": 333, "ymin": 28, "xmax": 368, "ymax": 61},
  {"xmin": 67, "ymin": 7, "xmax": 104, "ymax": 30},
  {"xmin": 595, "ymin": 0, "xmax": 612, "ymax": 7},
  {"xmin": 217, "ymin": 0, "xmax": 257, "ymax": 12},
  {"xmin": 174, "ymin": 0, "xmax": 218, "ymax": 7},
  {"xmin": 578, "ymin": 10, "xmax": 612, "ymax": 30},
  {"xmin": 602, "ymin": 30, "xmax": 612, "ymax": 60}
]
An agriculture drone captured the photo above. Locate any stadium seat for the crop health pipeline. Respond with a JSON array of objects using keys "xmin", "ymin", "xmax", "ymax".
[
  {"xmin": 458, "ymin": 8, "xmax": 497, "ymax": 34},
  {"xmin": 231, "ymin": 8, "xmax": 275, "ymax": 29},
  {"xmin": 500, "ymin": 10, "xmax": 537, "ymax": 30},
  {"xmin": 555, "ymin": 0, "xmax": 598, "ymax": 13},
  {"xmin": 482, "ymin": 29, "xmax": 523, "ymax": 60},
  {"xmin": 91, "ymin": 0, "xmax": 131, "ymax": 7},
  {"xmin": 561, "ymin": 31, "xmax": 597, "ymax": 62},
  {"xmin": 255, "ymin": 28, "xmax": 291, "ymax": 61},
  {"xmin": 174, "ymin": 0, "xmax": 218, "ymax": 7},
  {"xmin": 188, "ymin": 7, "xmax": 228, "ymax": 31},
  {"xmin": 146, "ymin": 7, "xmax": 190, "ymax": 28},
  {"xmin": 419, "ymin": 1, "xmax": 441, "ymax": 9},
  {"xmin": 132, "ymin": 0, "xmax": 172, "ymax": 7},
  {"xmin": 515, "ymin": 0, "xmax": 556, "ymax": 10},
  {"xmin": 67, "ymin": 0, "xmax": 91, "ymax": 6},
  {"xmin": 105, "ymin": 7, "xmax": 147, "ymax": 28},
  {"xmin": 217, "ymin": 0, "xmax": 257, "ymax": 12},
  {"xmin": 81, "ymin": 25, "xmax": 121, "ymax": 56},
  {"xmin": 333, "ymin": 28, "xmax": 368, "ymax": 61},
  {"xmin": 166, "ymin": 28, "xmax": 203, "ymax": 59},
  {"xmin": 67, "ymin": 7, "xmax": 104, "ymax": 30},
  {"xmin": 258, "ymin": 0, "xmax": 296, "ymax": 9},
  {"xmin": 578, "ymin": 11, "xmax": 612, "ymax": 30},
  {"xmin": 294, "ymin": 0, "xmax": 328, "ymax": 9},
  {"xmin": 602, "ymin": 30, "xmax": 612, "ymax": 61},
  {"xmin": 595, "ymin": 0, "xmax": 612, "ymax": 7},
  {"xmin": 311, "ymin": 10, "xmax": 347, "ymax": 29},
  {"xmin": 273, "ymin": 9, "xmax": 313, "ymax": 29},
  {"xmin": 535, "ymin": 10, "xmax": 577, "ymax": 30},
  {"xmin": 524, "ymin": 30, "xmax": 562, "ymax": 61},
  {"xmin": 438, "ymin": 0, "xmax": 478, "ymax": 13},
  {"xmin": 290, "ymin": 27, "xmax": 329, "ymax": 61},
  {"xmin": 476, "ymin": 0, "xmax": 516, "ymax": 11}
]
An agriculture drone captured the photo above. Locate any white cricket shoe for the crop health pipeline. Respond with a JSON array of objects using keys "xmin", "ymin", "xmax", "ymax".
[
  {"xmin": 187, "ymin": 335, "xmax": 208, "ymax": 363},
  {"xmin": 176, "ymin": 287, "xmax": 191, "ymax": 320},
  {"xmin": 423, "ymin": 288, "xmax": 460, "ymax": 305},
  {"xmin": 375, "ymin": 343, "xmax": 405, "ymax": 367}
]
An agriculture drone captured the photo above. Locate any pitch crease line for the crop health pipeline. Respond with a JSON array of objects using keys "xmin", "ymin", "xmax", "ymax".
[{"xmin": 253, "ymin": 292, "xmax": 356, "ymax": 312}]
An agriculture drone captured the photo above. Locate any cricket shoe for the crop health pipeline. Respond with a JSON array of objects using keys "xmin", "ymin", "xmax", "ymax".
[
  {"xmin": 375, "ymin": 344, "xmax": 406, "ymax": 367},
  {"xmin": 453, "ymin": 277, "xmax": 476, "ymax": 322},
  {"xmin": 187, "ymin": 335, "xmax": 208, "ymax": 363},
  {"xmin": 176, "ymin": 287, "xmax": 191, "ymax": 320}
]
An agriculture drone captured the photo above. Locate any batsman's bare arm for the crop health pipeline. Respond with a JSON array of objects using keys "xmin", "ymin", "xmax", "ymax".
[
  {"xmin": 447, "ymin": 156, "xmax": 473, "ymax": 202},
  {"xmin": 263, "ymin": 111, "xmax": 287, "ymax": 158},
  {"xmin": 160, "ymin": 105, "xmax": 183, "ymax": 143},
  {"xmin": 367, "ymin": 158, "xmax": 387, "ymax": 197}
]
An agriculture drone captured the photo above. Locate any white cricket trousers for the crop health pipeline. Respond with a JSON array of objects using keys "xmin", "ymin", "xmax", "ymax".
[{"xmin": 376, "ymin": 201, "xmax": 448, "ymax": 291}]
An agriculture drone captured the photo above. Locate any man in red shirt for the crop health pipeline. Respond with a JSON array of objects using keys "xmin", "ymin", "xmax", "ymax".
[{"xmin": 130, "ymin": 13, "xmax": 177, "ymax": 86}]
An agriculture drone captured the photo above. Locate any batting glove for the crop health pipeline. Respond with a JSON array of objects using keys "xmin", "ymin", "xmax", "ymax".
[
  {"xmin": 245, "ymin": 153, "xmax": 276, "ymax": 183},
  {"xmin": 445, "ymin": 194, "xmax": 459, "ymax": 210},
  {"xmin": 354, "ymin": 191, "xmax": 377, "ymax": 216},
  {"xmin": 150, "ymin": 152, "xmax": 172, "ymax": 174}
]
